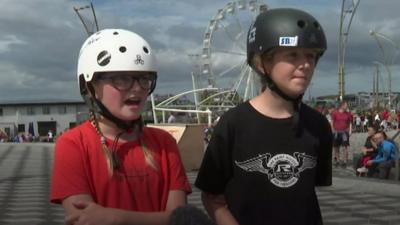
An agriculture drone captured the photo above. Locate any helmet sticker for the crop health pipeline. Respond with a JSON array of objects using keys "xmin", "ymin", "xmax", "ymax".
[
  {"xmin": 279, "ymin": 36, "xmax": 298, "ymax": 47},
  {"xmin": 135, "ymin": 55, "xmax": 144, "ymax": 65},
  {"xmin": 97, "ymin": 50, "xmax": 111, "ymax": 66},
  {"xmin": 248, "ymin": 27, "xmax": 256, "ymax": 43},
  {"xmin": 87, "ymin": 36, "xmax": 100, "ymax": 46}
]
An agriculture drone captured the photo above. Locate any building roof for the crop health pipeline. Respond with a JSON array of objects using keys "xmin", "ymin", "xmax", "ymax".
[{"xmin": 0, "ymin": 98, "xmax": 85, "ymax": 106}]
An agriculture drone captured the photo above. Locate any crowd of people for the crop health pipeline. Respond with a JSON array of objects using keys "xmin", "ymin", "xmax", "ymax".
[
  {"xmin": 318, "ymin": 104, "xmax": 400, "ymax": 133},
  {"xmin": 314, "ymin": 102, "xmax": 399, "ymax": 179},
  {"xmin": 354, "ymin": 128, "xmax": 398, "ymax": 179},
  {"xmin": 0, "ymin": 129, "xmax": 60, "ymax": 143}
]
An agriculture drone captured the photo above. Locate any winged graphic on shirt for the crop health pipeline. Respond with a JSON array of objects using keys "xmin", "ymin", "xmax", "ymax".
[
  {"xmin": 293, "ymin": 152, "xmax": 317, "ymax": 177},
  {"xmin": 235, "ymin": 152, "xmax": 317, "ymax": 180},
  {"xmin": 235, "ymin": 153, "xmax": 274, "ymax": 179}
]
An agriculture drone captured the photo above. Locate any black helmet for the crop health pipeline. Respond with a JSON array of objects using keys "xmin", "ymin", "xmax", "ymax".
[
  {"xmin": 247, "ymin": 8, "xmax": 327, "ymax": 66},
  {"xmin": 246, "ymin": 8, "xmax": 327, "ymax": 136}
]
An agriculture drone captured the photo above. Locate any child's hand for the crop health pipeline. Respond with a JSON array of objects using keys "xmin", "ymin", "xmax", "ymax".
[
  {"xmin": 361, "ymin": 149, "xmax": 367, "ymax": 155},
  {"xmin": 65, "ymin": 201, "xmax": 118, "ymax": 225}
]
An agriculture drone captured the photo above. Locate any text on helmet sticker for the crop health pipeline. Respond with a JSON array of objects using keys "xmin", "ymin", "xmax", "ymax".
[
  {"xmin": 248, "ymin": 27, "xmax": 256, "ymax": 43},
  {"xmin": 279, "ymin": 36, "xmax": 298, "ymax": 47},
  {"xmin": 87, "ymin": 36, "xmax": 100, "ymax": 46}
]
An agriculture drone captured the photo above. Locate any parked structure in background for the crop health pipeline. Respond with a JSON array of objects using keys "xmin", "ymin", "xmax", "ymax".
[
  {"xmin": 0, "ymin": 91, "xmax": 397, "ymax": 141},
  {"xmin": 0, "ymin": 96, "xmax": 172, "ymax": 141},
  {"xmin": 0, "ymin": 99, "xmax": 88, "ymax": 140},
  {"xmin": 312, "ymin": 91, "xmax": 400, "ymax": 111}
]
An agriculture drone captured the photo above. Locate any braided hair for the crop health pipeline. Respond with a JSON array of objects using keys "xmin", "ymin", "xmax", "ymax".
[{"xmin": 89, "ymin": 110, "xmax": 158, "ymax": 175}]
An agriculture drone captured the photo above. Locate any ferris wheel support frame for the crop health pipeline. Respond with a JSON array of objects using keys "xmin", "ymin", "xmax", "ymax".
[{"xmin": 200, "ymin": 0, "xmax": 267, "ymax": 103}]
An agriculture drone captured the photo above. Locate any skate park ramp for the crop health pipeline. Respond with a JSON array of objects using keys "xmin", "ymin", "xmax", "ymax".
[{"xmin": 147, "ymin": 123, "xmax": 205, "ymax": 171}]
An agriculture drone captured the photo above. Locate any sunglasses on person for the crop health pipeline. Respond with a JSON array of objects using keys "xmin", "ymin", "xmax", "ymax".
[{"xmin": 95, "ymin": 72, "xmax": 157, "ymax": 92}]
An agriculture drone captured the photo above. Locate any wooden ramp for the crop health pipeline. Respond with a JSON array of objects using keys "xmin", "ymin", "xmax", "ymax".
[{"xmin": 147, "ymin": 123, "xmax": 206, "ymax": 171}]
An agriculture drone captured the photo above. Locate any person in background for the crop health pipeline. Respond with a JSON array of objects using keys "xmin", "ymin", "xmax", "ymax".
[
  {"xmin": 354, "ymin": 125, "xmax": 378, "ymax": 176},
  {"xmin": 355, "ymin": 114, "xmax": 362, "ymax": 133},
  {"xmin": 374, "ymin": 111, "xmax": 381, "ymax": 128},
  {"xmin": 0, "ymin": 129, "xmax": 8, "ymax": 142},
  {"xmin": 366, "ymin": 131, "xmax": 398, "ymax": 179},
  {"xmin": 47, "ymin": 130, "xmax": 54, "ymax": 142},
  {"xmin": 381, "ymin": 108, "xmax": 389, "ymax": 131},
  {"xmin": 168, "ymin": 113, "xmax": 177, "ymax": 123},
  {"xmin": 331, "ymin": 101, "xmax": 352, "ymax": 168}
]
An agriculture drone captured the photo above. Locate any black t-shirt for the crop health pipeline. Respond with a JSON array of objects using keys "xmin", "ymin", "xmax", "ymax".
[
  {"xmin": 195, "ymin": 101, "xmax": 332, "ymax": 225},
  {"xmin": 364, "ymin": 136, "xmax": 378, "ymax": 156}
]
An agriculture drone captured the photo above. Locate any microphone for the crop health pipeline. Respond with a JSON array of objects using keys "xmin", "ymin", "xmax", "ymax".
[{"xmin": 169, "ymin": 205, "xmax": 216, "ymax": 225}]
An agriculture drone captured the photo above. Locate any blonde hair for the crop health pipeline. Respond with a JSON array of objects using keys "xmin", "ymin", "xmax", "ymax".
[
  {"xmin": 89, "ymin": 111, "xmax": 158, "ymax": 176},
  {"xmin": 251, "ymin": 53, "xmax": 273, "ymax": 92},
  {"xmin": 140, "ymin": 138, "xmax": 158, "ymax": 171}
]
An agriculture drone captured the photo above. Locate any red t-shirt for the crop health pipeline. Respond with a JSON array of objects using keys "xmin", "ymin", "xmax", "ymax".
[
  {"xmin": 331, "ymin": 110, "xmax": 352, "ymax": 131},
  {"xmin": 382, "ymin": 111, "xmax": 389, "ymax": 120},
  {"xmin": 50, "ymin": 121, "xmax": 191, "ymax": 211}
]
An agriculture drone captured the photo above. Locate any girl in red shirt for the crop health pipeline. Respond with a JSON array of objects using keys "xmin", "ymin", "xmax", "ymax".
[{"xmin": 50, "ymin": 29, "xmax": 191, "ymax": 225}]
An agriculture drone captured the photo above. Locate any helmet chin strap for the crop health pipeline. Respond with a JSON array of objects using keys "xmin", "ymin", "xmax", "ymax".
[
  {"xmin": 94, "ymin": 98, "xmax": 143, "ymax": 132},
  {"xmin": 258, "ymin": 67, "xmax": 304, "ymax": 136},
  {"xmin": 265, "ymin": 76, "xmax": 303, "ymax": 103},
  {"xmin": 86, "ymin": 83, "xmax": 143, "ymax": 133}
]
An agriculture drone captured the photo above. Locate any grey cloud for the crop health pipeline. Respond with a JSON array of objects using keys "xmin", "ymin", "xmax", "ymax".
[{"xmin": 0, "ymin": 0, "xmax": 399, "ymax": 101}]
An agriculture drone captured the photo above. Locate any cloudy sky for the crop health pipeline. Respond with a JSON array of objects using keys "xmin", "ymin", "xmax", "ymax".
[{"xmin": 0, "ymin": 0, "xmax": 399, "ymax": 102}]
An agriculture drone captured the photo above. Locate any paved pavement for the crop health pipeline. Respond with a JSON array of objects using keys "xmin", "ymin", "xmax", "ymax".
[{"xmin": 0, "ymin": 143, "xmax": 399, "ymax": 225}]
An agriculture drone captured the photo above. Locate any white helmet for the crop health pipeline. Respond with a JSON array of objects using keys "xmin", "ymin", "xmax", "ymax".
[{"xmin": 77, "ymin": 29, "xmax": 157, "ymax": 94}]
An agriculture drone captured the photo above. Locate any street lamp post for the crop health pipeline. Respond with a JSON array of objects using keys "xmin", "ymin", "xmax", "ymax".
[
  {"xmin": 337, "ymin": 0, "xmax": 360, "ymax": 101},
  {"xmin": 369, "ymin": 30, "xmax": 400, "ymax": 110},
  {"xmin": 73, "ymin": 2, "xmax": 99, "ymax": 36},
  {"xmin": 372, "ymin": 61, "xmax": 382, "ymax": 109}
]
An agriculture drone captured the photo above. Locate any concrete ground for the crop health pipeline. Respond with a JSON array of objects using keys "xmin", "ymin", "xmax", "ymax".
[{"xmin": 0, "ymin": 143, "xmax": 399, "ymax": 225}]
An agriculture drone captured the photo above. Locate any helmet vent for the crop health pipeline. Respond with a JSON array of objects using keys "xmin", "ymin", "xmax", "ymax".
[
  {"xmin": 113, "ymin": 31, "xmax": 119, "ymax": 35},
  {"xmin": 313, "ymin": 21, "xmax": 321, "ymax": 29},
  {"xmin": 143, "ymin": 46, "xmax": 149, "ymax": 54},
  {"xmin": 297, "ymin": 20, "xmax": 306, "ymax": 29},
  {"xmin": 119, "ymin": 46, "xmax": 126, "ymax": 53},
  {"xmin": 97, "ymin": 50, "xmax": 111, "ymax": 66}
]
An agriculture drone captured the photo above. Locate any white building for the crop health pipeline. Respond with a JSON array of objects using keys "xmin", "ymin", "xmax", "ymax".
[{"xmin": 0, "ymin": 99, "xmax": 88, "ymax": 139}]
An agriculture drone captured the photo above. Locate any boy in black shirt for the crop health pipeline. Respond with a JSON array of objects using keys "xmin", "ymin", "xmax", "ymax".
[
  {"xmin": 195, "ymin": 7, "xmax": 332, "ymax": 225},
  {"xmin": 354, "ymin": 125, "xmax": 378, "ymax": 176}
]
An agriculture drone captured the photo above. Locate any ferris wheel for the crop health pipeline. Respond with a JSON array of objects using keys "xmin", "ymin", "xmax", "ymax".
[
  {"xmin": 152, "ymin": 0, "xmax": 268, "ymax": 124},
  {"xmin": 200, "ymin": 0, "xmax": 268, "ymax": 103}
]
